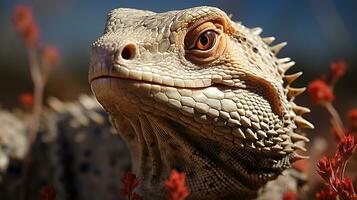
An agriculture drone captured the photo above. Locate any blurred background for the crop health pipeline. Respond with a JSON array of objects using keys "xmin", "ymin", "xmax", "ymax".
[
  {"xmin": 0, "ymin": 0, "xmax": 357, "ymax": 199},
  {"xmin": 0, "ymin": 0, "xmax": 356, "ymax": 131}
]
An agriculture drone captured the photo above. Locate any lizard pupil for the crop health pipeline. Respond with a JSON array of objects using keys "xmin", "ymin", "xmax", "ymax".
[
  {"xmin": 196, "ymin": 30, "xmax": 215, "ymax": 50},
  {"xmin": 200, "ymin": 35, "xmax": 209, "ymax": 46}
]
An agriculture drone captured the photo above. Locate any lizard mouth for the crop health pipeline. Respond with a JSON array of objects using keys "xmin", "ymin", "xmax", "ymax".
[
  {"xmin": 90, "ymin": 74, "xmax": 201, "ymax": 88},
  {"xmin": 91, "ymin": 72, "xmax": 294, "ymax": 154},
  {"xmin": 91, "ymin": 75, "xmax": 294, "ymax": 149},
  {"xmin": 91, "ymin": 73, "xmax": 223, "ymax": 89}
]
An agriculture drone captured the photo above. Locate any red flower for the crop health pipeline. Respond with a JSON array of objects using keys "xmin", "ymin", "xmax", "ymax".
[
  {"xmin": 120, "ymin": 172, "xmax": 143, "ymax": 200},
  {"xmin": 13, "ymin": 5, "xmax": 33, "ymax": 31},
  {"xmin": 18, "ymin": 92, "xmax": 34, "ymax": 107},
  {"xmin": 40, "ymin": 185, "xmax": 56, "ymax": 200},
  {"xmin": 12, "ymin": 4, "xmax": 39, "ymax": 47},
  {"xmin": 307, "ymin": 80, "xmax": 335, "ymax": 104},
  {"xmin": 331, "ymin": 135, "xmax": 356, "ymax": 179},
  {"xmin": 348, "ymin": 109, "xmax": 357, "ymax": 130},
  {"xmin": 22, "ymin": 22, "xmax": 39, "ymax": 47},
  {"xmin": 317, "ymin": 135, "xmax": 357, "ymax": 199},
  {"xmin": 333, "ymin": 177, "xmax": 356, "ymax": 199},
  {"xmin": 330, "ymin": 61, "xmax": 347, "ymax": 79},
  {"xmin": 42, "ymin": 45, "xmax": 60, "ymax": 66},
  {"xmin": 282, "ymin": 190, "xmax": 297, "ymax": 200},
  {"xmin": 165, "ymin": 169, "xmax": 189, "ymax": 200},
  {"xmin": 336, "ymin": 134, "xmax": 357, "ymax": 161},
  {"xmin": 316, "ymin": 188, "xmax": 337, "ymax": 200},
  {"xmin": 340, "ymin": 178, "xmax": 356, "ymax": 199},
  {"xmin": 317, "ymin": 156, "xmax": 334, "ymax": 182}
]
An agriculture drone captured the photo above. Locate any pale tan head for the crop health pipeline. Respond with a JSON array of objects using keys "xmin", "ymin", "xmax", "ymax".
[{"xmin": 89, "ymin": 6, "xmax": 312, "ymax": 198}]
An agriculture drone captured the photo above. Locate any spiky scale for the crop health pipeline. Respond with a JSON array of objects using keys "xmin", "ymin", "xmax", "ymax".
[
  {"xmin": 270, "ymin": 42, "xmax": 287, "ymax": 54},
  {"xmin": 292, "ymin": 104, "xmax": 311, "ymax": 115},
  {"xmin": 283, "ymin": 72, "xmax": 302, "ymax": 86},
  {"xmin": 256, "ymin": 141, "xmax": 265, "ymax": 147},
  {"xmin": 294, "ymin": 116, "xmax": 314, "ymax": 129},
  {"xmin": 257, "ymin": 130, "xmax": 267, "ymax": 138},
  {"xmin": 267, "ymin": 130, "xmax": 278, "ymax": 136},
  {"xmin": 291, "ymin": 133, "xmax": 310, "ymax": 142},
  {"xmin": 279, "ymin": 61, "xmax": 295, "ymax": 74},
  {"xmin": 262, "ymin": 147, "xmax": 271, "ymax": 152},
  {"xmin": 281, "ymin": 141, "xmax": 292, "ymax": 147},
  {"xmin": 240, "ymin": 116, "xmax": 252, "ymax": 127},
  {"xmin": 283, "ymin": 147, "xmax": 294, "ymax": 153},
  {"xmin": 262, "ymin": 37, "xmax": 275, "ymax": 45},
  {"xmin": 278, "ymin": 151, "xmax": 287, "ymax": 155},
  {"xmin": 290, "ymin": 153, "xmax": 309, "ymax": 162},
  {"xmin": 232, "ymin": 128, "xmax": 246, "ymax": 139},
  {"xmin": 271, "ymin": 144, "xmax": 283, "ymax": 151},
  {"xmin": 287, "ymin": 87, "xmax": 305, "ymax": 100},
  {"xmin": 272, "ymin": 137, "xmax": 283, "ymax": 142},
  {"xmin": 246, "ymin": 128, "xmax": 258, "ymax": 140},
  {"xmin": 291, "ymin": 144, "xmax": 307, "ymax": 152},
  {"xmin": 278, "ymin": 57, "xmax": 291, "ymax": 63},
  {"xmin": 251, "ymin": 27, "xmax": 263, "ymax": 35}
]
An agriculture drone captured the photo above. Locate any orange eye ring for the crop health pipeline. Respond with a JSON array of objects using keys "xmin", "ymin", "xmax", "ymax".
[
  {"xmin": 183, "ymin": 21, "xmax": 226, "ymax": 64},
  {"xmin": 195, "ymin": 30, "xmax": 216, "ymax": 50}
]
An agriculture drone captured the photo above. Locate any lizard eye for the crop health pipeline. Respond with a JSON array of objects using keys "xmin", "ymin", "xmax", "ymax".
[
  {"xmin": 184, "ymin": 21, "xmax": 226, "ymax": 64},
  {"xmin": 195, "ymin": 31, "xmax": 216, "ymax": 51}
]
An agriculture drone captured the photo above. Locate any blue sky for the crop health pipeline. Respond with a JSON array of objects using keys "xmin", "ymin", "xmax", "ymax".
[{"xmin": 1, "ymin": 0, "xmax": 356, "ymax": 70}]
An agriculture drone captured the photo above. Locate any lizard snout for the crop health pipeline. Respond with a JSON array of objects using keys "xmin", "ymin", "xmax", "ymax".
[{"xmin": 89, "ymin": 40, "xmax": 139, "ymax": 83}]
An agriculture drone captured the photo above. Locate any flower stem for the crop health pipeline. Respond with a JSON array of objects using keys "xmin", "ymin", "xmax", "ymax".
[
  {"xmin": 324, "ymin": 102, "xmax": 345, "ymax": 140},
  {"xmin": 21, "ymin": 47, "xmax": 46, "ymax": 194},
  {"xmin": 28, "ymin": 47, "xmax": 44, "ymax": 145}
]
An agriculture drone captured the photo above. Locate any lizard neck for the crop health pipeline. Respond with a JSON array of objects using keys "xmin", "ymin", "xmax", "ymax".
[{"xmin": 110, "ymin": 111, "xmax": 260, "ymax": 199}]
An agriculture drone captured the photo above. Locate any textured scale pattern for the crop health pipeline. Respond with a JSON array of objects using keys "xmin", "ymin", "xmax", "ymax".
[{"xmin": 89, "ymin": 6, "xmax": 313, "ymax": 199}]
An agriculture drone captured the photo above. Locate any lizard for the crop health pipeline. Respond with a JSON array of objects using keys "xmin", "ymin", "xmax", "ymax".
[{"xmin": 89, "ymin": 6, "xmax": 313, "ymax": 199}]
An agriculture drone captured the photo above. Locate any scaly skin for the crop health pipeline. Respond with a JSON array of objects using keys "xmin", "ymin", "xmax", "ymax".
[{"xmin": 89, "ymin": 6, "xmax": 313, "ymax": 199}]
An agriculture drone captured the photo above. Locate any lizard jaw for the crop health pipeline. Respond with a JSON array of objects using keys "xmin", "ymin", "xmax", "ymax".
[
  {"xmin": 91, "ymin": 76, "xmax": 295, "ymax": 157},
  {"xmin": 92, "ymin": 77, "xmax": 292, "ymax": 197}
]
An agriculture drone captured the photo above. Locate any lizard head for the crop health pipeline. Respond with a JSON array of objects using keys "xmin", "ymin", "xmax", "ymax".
[{"xmin": 89, "ymin": 6, "xmax": 313, "ymax": 198}]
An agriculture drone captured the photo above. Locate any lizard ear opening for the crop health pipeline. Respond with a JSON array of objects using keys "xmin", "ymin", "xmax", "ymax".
[{"xmin": 184, "ymin": 21, "xmax": 226, "ymax": 64}]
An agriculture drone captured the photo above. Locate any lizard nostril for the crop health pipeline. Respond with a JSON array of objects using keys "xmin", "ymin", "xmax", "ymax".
[{"xmin": 120, "ymin": 44, "xmax": 136, "ymax": 60}]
